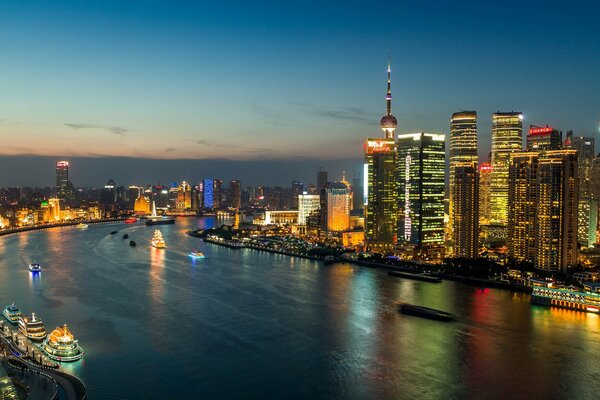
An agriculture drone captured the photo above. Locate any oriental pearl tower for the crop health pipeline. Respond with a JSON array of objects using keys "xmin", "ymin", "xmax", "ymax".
[{"xmin": 379, "ymin": 55, "xmax": 397, "ymax": 139}]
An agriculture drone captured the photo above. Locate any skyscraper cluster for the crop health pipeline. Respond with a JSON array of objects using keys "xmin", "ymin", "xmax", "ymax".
[{"xmin": 362, "ymin": 58, "xmax": 592, "ymax": 273}]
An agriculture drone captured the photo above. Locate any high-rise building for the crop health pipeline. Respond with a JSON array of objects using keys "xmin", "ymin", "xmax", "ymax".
[
  {"xmin": 490, "ymin": 112, "xmax": 523, "ymax": 225},
  {"xmin": 202, "ymin": 179, "xmax": 214, "ymax": 209},
  {"xmin": 230, "ymin": 180, "xmax": 242, "ymax": 209},
  {"xmin": 449, "ymin": 111, "xmax": 478, "ymax": 229},
  {"xmin": 396, "ymin": 132, "xmax": 445, "ymax": 256},
  {"xmin": 535, "ymin": 150, "xmax": 578, "ymax": 273},
  {"xmin": 508, "ymin": 152, "xmax": 540, "ymax": 263},
  {"xmin": 526, "ymin": 125, "xmax": 562, "ymax": 151},
  {"xmin": 177, "ymin": 181, "xmax": 192, "ymax": 210},
  {"xmin": 478, "ymin": 162, "xmax": 492, "ymax": 226},
  {"xmin": 291, "ymin": 181, "xmax": 304, "ymax": 209},
  {"xmin": 298, "ymin": 194, "xmax": 320, "ymax": 225},
  {"xmin": 570, "ymin": 136, "xmax": 596, "ymax": 247},
  {"xmin": 452, "ymin": 162, "xmax": 479, "ymax": 258},
  {"xmin": 56, "ymin": 161, "xmax": 69, "ymax": 199},
  {"xmin": 317, "ymin": 169, "xmax": 328, "ymax": 191},
  {"xmin": 364, "ymin": 57, "xmax": 398, "ymax": 253},
  {"xmin": 508, "ymin": 149, "xmax": 578, "ymax": 272},
  {"xmin": 351, "ymin": 172, "xmax": 363, "ymax": 211},
  {"xmin": 325, "ymin": 182, "xmax": 351, "ymax": 232},
  {"xmin": 213, "ymin": 180, "xmax": 223, "ymax": 209},
  {"xmin": 100, "ymin": 180, "xmax": 116, "ymax": 206}
]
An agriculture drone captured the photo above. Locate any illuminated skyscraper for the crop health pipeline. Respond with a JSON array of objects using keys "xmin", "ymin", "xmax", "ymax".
[
  {"xmin": 177, "ymin": 181, "xmax": 192, "ymax": 210},
  {"xmin": 317, "ymin": 169, "xmax": 328, "ymax": 191},
  {"xmin": 202, "ymin": 178, "xmax": 214, "ymax": 209},
  {"xmin": 508, "ymin": 152, "xmax": 540, "ymax": 263},
  {"xmin": 535, "ymin": 150, "xmax": 578, "ymax": 272},
  {"xmin": 396, "ymin": 132, "xmax": 445, "ymax": 256},
  {"xmin": 570, "ymin": 136, "xmax": 596, "ymax": 247},
  {"xmin": 452, "ymin": 162, "xmax": 479, "ymax": 258},
  {"xmin": 490, "ymin": 112, "xmax": 523, "ymax": 225},
  {"xmin": 526, "ymin": 125, "xmax": 562, "ymax": 151},
  {"xmin": 56, "ymin": 161, "xmax": 69, "ymax": 198},
  {"xmin": 325, "ymin": 182, "xmax": 350, "ymax": 232},
  {"xmin": 449, "ymin": 111, "xmax": 478, "ymax": 228},
  {"xmin": 478, "ymin": 162, "xmax": 492, "ymax": 225},
  {"xmin": 364, "ymin": 57, "xmax": 397, "ymax": 252},
  {"xmin": 231, "ymin": 180, "xmax": 242, "ymax": 209},
  {"xmin": 213, "ymin": 180, "xmax": 223, "ymax": 209},
  {"xmin": 508, "ymin": 149, "xmax": 578, "ymax": 272}
]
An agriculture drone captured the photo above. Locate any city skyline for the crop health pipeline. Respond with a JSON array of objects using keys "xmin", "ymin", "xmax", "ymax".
[{"xmin": 1, "ymin": 1, "xmax": 599, "ymax": 185}]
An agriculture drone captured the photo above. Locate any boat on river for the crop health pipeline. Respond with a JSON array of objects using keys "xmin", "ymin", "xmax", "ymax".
[
  {"xmin": 388, "ymin": 270, "xmax": 442, "ymax": 283},
  {"xmin": 42, "ymin": 324, "xmax": 84, "ymax": 362},
  {"xmin": 398, "ymin": 303, "xmax": 455, "ymax": 321},
  {"xmin": 145, "ymin": 201, "xmax": 175, "ymax": 226},
  {"xmin": 151, "ymin": 230, "xmax": 166, "ymax": 249},
  {"xmin": 18, "ymin": 312, "xmax": 47, "ymax": 342},
  {"xmin": 76, "ymin": 223, "xmax": 88, "ymax": 230},
  {"xmin": 189, "ymin": 251, "xmax": 205, "ymax": 259},
  {"xmin": 28, "ymin": 262, "xmax": 42, "ymax": 273},
  {"xmin": 2, "ymin": 302, "xmax": 22, "ymax": 324}
]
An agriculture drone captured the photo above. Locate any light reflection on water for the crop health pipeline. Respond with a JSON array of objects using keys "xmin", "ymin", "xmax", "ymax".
[{"xmin": 0, "ymin": 218, "xmax": 598, "ymax": 399}]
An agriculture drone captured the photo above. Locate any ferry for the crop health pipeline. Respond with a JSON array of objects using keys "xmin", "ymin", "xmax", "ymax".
[
  {"xmin": 151, "ymin": 230, "xmax": 166, "ymax": 249},
  {"xmin": 125, "ymin": 217, "xmax": 137, "ymax": 224},
  {"xmin": 189, "ymin": 251, "xmax": 205, "ymax": 259},
  {"xmin": 129, "ymin": 240, "xmax": 137, "ymax": 247},
  {"xmin": 2, "ymin": 302, "xmax": 22, "ymax": 324},
  {"xmin": 75, "ymin": 223, "xmax": 88, "ymax": 230},
  {"xmin": 531, "ymin": 286, "xmax": 600, "ymax": 313},
  {"xmin": 28, "ymin": 262, "xmax": 42, "ymax": 273},
  {"xmin": 398, "ymin": 303, "xmax": 455, "ymax": 321},
  {"xmin": 18, "ymin": 313, "xmax": 47, "ymax": 342},
  {"xmin": 388, "ymin": 270, "xmax": 442, "ymax": 283},
  {"xmin": 145, "ymin": 201, "xmax": 175, "ymax": 226},
  {"xmin": 42, "ymin": 324, "xmax": 84, "ymax": 362}
]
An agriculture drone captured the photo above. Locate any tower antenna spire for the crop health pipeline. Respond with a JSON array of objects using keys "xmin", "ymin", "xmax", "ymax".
[{"xmin": 386, "ymin": 52, "xmax": 392, "ymax": 116}]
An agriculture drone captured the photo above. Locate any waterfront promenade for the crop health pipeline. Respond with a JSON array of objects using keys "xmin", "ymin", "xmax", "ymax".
[{"xmin": 0, "ymin": 218, "xmax": 126, "ymax": 237}]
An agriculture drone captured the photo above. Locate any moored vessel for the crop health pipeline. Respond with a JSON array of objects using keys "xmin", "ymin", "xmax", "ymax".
[
  {"xmin": 151, "ymin": 230, "xmax": 166, "ymax": 249},
  {"xmin": 388, "ymin": 270, "xmax": 442, "ymax": 283},
  {"xmin": 2, "ymin": 302, "xmax": 22, "ymax": 324},
  {"xmin": 28, "ymin": 262, "xmax": 42, "ymax": 273},
  {"xmin": 398, "ymin": 303, "xmax": 454, "ymax": 321},
  {"xmin": 531, "ymin": 286, "xmax": 600, "ymax": 313},
  {"xmin": 18, "ymin": 312, "xmax": 47, "ymax": 342},
  {"xmin": 42, "ymin": 324, "xmax": 84, "ymax": 362},
  {"xmin": 76, "ymin": 223, "xmax": 88, "ymax": 230}
]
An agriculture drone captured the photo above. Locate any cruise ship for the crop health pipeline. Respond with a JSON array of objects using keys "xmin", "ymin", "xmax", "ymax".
[
  {"xmin": 42, "ymin": 324, "xmax": 84, "ymax": 362},
  {"xmin": 145, "ymin": 201, "xmax": 175, "ymax": 226},
  {"xmin": 531, "ymin": 286, "xmax": 600, "ymax": 313},
  {"xmin": 189, "ymin": 250, "xmax": 205, "ymax": 259},
  {"xmin": 151, "ymin": 230, "xmax": 166, "ymax": 249},
  {"xmin": 18, "ymin": 313, "xmax": 47, "ymax": 342},
  {"xmin": 2, "ymin": 302, "xmax": 22, "ymax": 324}
]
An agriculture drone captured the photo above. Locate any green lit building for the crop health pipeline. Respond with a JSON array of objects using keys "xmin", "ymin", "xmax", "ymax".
[{"xmin": 396, "ymin": 132, "xmax": 446, "ymax": 258}]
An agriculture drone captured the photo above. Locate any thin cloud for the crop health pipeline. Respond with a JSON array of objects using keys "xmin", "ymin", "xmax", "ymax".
[
  {"xmin": 295, "ymin": 102, "xmax": 375, "ymax": 126},
  {"xmin": 197, "ymin": 139, "xmax": 271, "ymax": 153},
  {"xmin": 65, "ymin": 123, "xmax": 128, "ymax": 135}
]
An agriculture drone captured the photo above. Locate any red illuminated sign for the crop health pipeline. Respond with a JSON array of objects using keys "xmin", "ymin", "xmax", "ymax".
[
  {"xmin": 56, "ymin": 161, "xmax": 69, "ymax": 167},
  {"xmin": 364, "ymin": 140, "xmax": 393, "ymax": 154},
  {"xmin": 479, "ymin": 163, "xmax": 492, "ymax": 172},
  {"xmin": 529, "ymin": 127, "xmax": 553, "ymax": 135}
]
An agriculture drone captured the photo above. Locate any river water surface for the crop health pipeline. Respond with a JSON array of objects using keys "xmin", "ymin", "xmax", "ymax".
[{"xmin": 0, "ymin": 218, "xmax": 598, "ymax": 399}]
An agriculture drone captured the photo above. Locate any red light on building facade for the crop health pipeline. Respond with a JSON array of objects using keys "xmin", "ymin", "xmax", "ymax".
[
  {"xmin": 529, "ymin": 127, "xmax": 554, "ymax": 135},
  {"xmin": 364, "ymin": 140, "xmax": 393, "ymax": 154},
  {"xmin": 56, "ymin": 161, "xmax": 69, "ymax": 167},
  {"xmin": 479, "ymin": 163, "xmax": 492, "ymax": 172}
]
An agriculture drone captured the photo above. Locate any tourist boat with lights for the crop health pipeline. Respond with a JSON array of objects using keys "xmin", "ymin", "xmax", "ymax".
[
  {"xmin": 2, "ymin": 302, "xmax": 22, "ymax": 324},
  {"xmin": 189, "ymin": 250, "xmax": 205, "ymax": 259},
  {"xmin": 42, "ymin": 324, "xmax": 84, "ymax": 362},
  {"xmin": 28, "ymin": 262, "xmax": 42, "ymax": 273},
  {"xmin": 151, "ymin": 230, "xmax": 166, "ymax": 249},
  {"xmin": 18, "ymin": 313, "xmax": 47, "ymax": 342},
  {"xmin": 531, "ymin": 286, "xmax": 600, "ymax": 313},
  {"xmin": 75, "ymin": 223, "xmax": 88, "ymax": 230},
  {"xmin": 125, "ymin": 217, "xmax": 137, "ymax": 224},
  {"xmin": 398, "ymin": 303, "xmax": 455, "ymax": 321},
  {"xmin": 145, "ymin": 201, "xmax": 175, "ymax": 226}
]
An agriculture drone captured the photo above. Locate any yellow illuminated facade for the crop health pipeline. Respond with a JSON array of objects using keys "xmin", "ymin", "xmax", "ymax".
[
  {"xmin": 451, "ymin": 162, "xmax": 479, "ymax": 258},
  {"xmin": 449, "ymin": 111, "xmax": 478, "ymax": 229},
  {"xmin": 134, "ymin": 195, "xmax": 151, "ymax": 214},
  {"xmin": 326, "ymin": 183, "xmax": 350, "ymax": 232},
  {"xmin": 490, "ymin": 112, "xmax": 523, "ymax": 225},
  {"xmin": 478, "ymin": 163, "xmax": 492, "ymax": 225}
]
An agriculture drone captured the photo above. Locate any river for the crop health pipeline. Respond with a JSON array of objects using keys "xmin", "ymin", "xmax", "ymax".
[{"xmin": 0, "ymin": 217, "xmax": 598, "ymax": 399}]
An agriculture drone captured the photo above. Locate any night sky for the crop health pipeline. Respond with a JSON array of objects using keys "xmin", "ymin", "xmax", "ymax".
[{"xmin": 1, "ymin": 0, "xmax": 599, "ymax": 187}]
